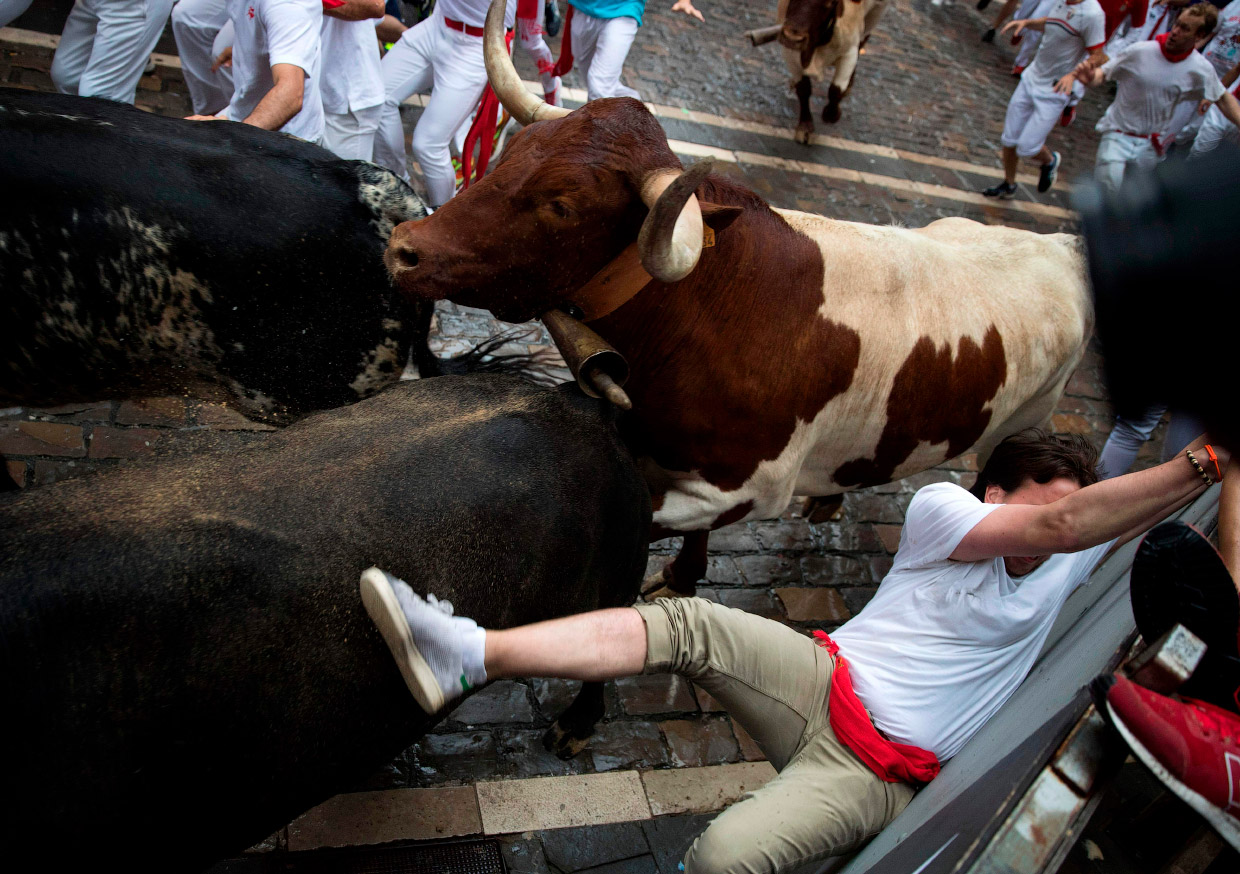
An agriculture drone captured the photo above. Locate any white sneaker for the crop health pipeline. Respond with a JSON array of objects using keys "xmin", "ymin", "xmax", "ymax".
[{"xmin": 359, "ymin": 567, "xmax": 481, "ymax": 714}]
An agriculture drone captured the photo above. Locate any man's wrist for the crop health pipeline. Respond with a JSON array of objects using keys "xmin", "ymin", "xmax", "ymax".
[{"xmin": 1186, "ymin": 448, "xmax": 1217, "ymax": 486}]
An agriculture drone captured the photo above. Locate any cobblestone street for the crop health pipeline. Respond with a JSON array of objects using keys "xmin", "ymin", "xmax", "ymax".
[{"xmin": 0, "ymin": 2, "xmax": 1178, "ymax": 870}]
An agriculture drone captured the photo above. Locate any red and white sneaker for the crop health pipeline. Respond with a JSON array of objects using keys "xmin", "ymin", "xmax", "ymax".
[
  {"xmin": 1100, "ymin": 673, "xmax": 1240, "ymax": 850},
  {"xmin": 1059, "ymin": 105, "xmax": 1077, "ymax": 127}
]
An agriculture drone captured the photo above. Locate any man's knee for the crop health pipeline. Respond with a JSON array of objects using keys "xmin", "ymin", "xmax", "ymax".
[{"xmin": 683, "ymin": 820, "xmax": 764, "ymax": 874}]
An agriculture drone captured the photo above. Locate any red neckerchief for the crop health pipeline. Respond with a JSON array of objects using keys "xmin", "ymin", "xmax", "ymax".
[
  {"xmin": 1156, "ymin": 32, "xmax": 1194, "ymax": 62},
  {"xmin": 814, "ymin": 632, "xmax": 941, "ymax": 784}
]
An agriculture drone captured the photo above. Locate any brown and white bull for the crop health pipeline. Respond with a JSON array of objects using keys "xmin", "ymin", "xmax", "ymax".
[
  {"xmin": 383, "ymin": 0, "xmax": 1092, "ymax": 604},
  {"xmin": 779, "ymin": 0, "xmax": 888, "ymax": 140}
]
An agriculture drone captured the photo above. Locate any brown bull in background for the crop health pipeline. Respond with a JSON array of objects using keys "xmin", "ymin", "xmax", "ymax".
[
  {"xmin": 779, "ymin": 0, "xmax": 889, "ymax": 140},
  {"xmin": 383, "ymin": 0, "xmax": 1093, "ymax": 669}
]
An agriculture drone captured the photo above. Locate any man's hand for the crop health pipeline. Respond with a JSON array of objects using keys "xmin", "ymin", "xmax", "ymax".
[
  {"xmin": 185, "ymin": 114, "xmax": 228, "ymax": 121},
  {"xmin": 672, "ymin": 0, "xmax": 704, "ymax": 22},
  {"xmin": 1054, "ymin": 72, "xmax": 1077, "ymax": 94},
  {"xmin": 1002, "ymin": 18, "xmax": 1028, "ymax": 37},
  {"xmin": 211, "ymin": 45, "xmax": 233, "ymax": 73}
]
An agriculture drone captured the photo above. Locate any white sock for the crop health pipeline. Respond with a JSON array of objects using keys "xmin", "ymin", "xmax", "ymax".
[{"xmin": 461, "ymin": 625, "xmax": 488, "ymax": 689}]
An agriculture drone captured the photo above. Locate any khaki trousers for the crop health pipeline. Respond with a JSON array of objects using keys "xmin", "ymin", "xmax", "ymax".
[{"xmin": 634, "ymin": 598, "xmax": 915, "ymax": 874}]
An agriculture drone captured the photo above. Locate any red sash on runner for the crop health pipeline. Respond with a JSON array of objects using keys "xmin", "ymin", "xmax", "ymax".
[
  {"xmin": 459, "ymin": 29, "xmax": 515, "ymax": 188},
  {"xmin": 551, "ymin": 5, "xmax": 576, "ymax": 77},
  {"xmin": 813, "ymin": 631, "xmax": 941, "ymax": 785}
]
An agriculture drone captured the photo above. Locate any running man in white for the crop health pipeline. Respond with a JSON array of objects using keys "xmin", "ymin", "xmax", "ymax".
[
  {"xmin": 187, "ymin": 0, "xmax": 324, "ymax": 143},
  {"xmin": 372, "ymin": 0, "xmax": 518, "ymax": 207},
  {"xmin": 50, "ymin": 0, "xmax": 176, "ymax": 104},
  {"xmin": 321, "ymin": 0, "xmax": 386, "ymax": 159},
  {"xmin": 1170, "ymin": 0, "xmax": 1240, "ymax": 144},
  {"xmin": 1065, "ymin": 3, "xmax": 1240, "ymax": 191},
  {"xmin": 517, "ymin": 0, "xmax": 562, "ymax": 105},
  {"xmin": 984, "ymin": 0, "xmax": 1106, "ymax": 200},
  {"xmin": 563, "ymin": 0, "xmax": 702, "ymax": 102},
  {"xmin": 172, "ymin": 0, "xmax": 235, "ymax": 115}
]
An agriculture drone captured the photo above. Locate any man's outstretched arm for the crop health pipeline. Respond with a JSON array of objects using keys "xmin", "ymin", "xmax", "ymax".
[{"xmin": 951, "ymin": 436, "xmax": 1229, "ymax": 562}]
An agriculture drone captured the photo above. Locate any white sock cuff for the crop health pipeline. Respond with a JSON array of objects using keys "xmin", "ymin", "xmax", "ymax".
[{"xmin": 461, "ymin": 624, "xmax": 488, "ymax": 688}]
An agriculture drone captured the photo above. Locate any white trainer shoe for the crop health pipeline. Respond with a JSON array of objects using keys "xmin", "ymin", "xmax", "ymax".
[{"xmin": 359, "ymin": 567, "xmax": 481, "ymax": 714}]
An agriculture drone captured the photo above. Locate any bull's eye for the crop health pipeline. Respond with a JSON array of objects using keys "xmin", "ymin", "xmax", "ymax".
[{"xmin": 548, "ymin": 200, "xmax": 571, "ymax": 219}]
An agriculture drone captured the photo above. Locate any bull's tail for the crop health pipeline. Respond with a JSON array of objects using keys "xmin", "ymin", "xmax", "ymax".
[{"xmin": 422, "ymin": 330, "xmax": 565, "ymax": 387}]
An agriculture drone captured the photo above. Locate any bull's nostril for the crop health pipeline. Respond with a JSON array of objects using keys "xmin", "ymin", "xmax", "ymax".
[{"xmin": 402, "ymin": 249, "xmax": 419, "ymax": 268}]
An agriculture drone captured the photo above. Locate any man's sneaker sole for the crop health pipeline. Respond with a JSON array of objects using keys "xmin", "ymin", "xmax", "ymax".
[
  {"xmin": 359, "ymin": 567, "xmax": 446, "ymax": 714},
  {"xmin": 1105, "ymin": 698, "xmax": 1240, "ymax": 851}
]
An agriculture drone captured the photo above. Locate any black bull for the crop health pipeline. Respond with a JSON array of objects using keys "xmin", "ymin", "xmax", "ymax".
[
  {"xmin": 0, "ymin": 87, "xmax": 456, "ymax": 421},
  {"xmin": 0, "ymin": 375, "xmax": 651, "ymax": 871}
]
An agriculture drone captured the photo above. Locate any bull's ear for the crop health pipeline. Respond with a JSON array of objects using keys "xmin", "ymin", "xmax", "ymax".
[{"xmin": 701, "ymin": 202, "xmax": 742, "ymax": 233}]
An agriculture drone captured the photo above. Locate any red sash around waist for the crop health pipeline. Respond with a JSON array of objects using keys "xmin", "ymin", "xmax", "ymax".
[{"xmin": 813, "ymin": 631, "xmax": 941, "ymax": 785}]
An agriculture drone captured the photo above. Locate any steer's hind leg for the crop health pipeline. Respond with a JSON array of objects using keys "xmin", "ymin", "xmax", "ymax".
[
  {"xmin": 543, "ymin": 680, "xmax": 606, "ymax": 759},
  {"xmin": 642, "ymin": 530, "xmax": 709, "ymax": 600},
  {"xmin": 794, "ymin": 75, "xmax": 815, "ymax": 144}
]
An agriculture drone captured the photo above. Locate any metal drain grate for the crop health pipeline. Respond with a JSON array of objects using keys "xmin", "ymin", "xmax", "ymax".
[{"xmin": 276, "ymin": 839, "xmax": 505, "ymax": 874}]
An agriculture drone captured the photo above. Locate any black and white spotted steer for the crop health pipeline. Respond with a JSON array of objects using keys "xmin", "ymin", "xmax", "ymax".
[
  {"xmin": 0, "ymin": 87, "xmax": 456, "ymax": 421},
  {"xmin": 0, "ymin": 374, "xmax": 650, "ymax": 872}
]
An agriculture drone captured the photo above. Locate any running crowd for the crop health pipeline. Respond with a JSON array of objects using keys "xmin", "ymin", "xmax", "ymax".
[
  {"xmin": 3, "ymin": 0, "xmax": 1236, "ymax": 205},
  {"xmin": 0, "ymin": 0, "xmax": 702, "ymax": 208},
  {"xmin": 979, "ymin": 0, "xmax": 1240, "ymax": 199}
]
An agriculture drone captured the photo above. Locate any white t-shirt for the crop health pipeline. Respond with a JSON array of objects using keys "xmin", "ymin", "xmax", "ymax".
[
  {"xmin": 1204, "ymin": 0, "xmax": 1240, "ymax": 78},
  {"xmin": 437, "ymin": 0, "xmax": 518, "ymax": 29},
  {"xmin": 1097, "ymin": 40, "xmax": 1226, "ymax": 135},
  {"xmin": 226, "ymin": 0, "xmax": 325, "ymax": 142},
  {"xmin": 320, "ymin": 15, "xmax": 384, "ymax": 114},
  {"xmin": 830, "ymin": 483, "xmax": 1114, "ymax": 762},
  {"xmin": 1026, "ymin": 0, "xmax": 1106, "ymax": 90}
]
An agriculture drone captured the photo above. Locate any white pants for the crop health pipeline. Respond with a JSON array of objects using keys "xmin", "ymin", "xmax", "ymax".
[
  {"xmin": 0, "ymin": 0, "xmax": 32, "ymax": 28},
  {"xmin": 1094, "ymin": 130, "xmax": 1160, "ymax": 193},
  {"xmin": 374, "ymin": 9, "xmax": 489, "ymax": 206},
  {"xmin": 171, "ymin": 0, "xmax": 233, "ymax": 115},
  {"xmin": 324, "ymin": 104, "xmax": 383, "ymax": 160},
  {"xmin": 1001, "ymin": 75, "xmax": 1068, "ymax": 157},
  {"xmin": 1189, "ymin": 103, "xmax": 1240, "ymax": 157},
  {"xmin": 570, "ymin": 9, "xmax": 640, "ymax": 102},
  {"xmin": 518, "ymin": 2, "xmax": 561, "ymax": 102},
  {"xmin": 51, "ymin": 0, "xmax": 175, "ymax": 104}
]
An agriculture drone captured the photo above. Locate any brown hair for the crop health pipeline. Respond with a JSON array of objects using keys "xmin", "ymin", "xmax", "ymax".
[
  {"xmin": 1180, "ymin": 3, "xmax": 1219, "ymax": 36},
  {"xmin": 969, "ymin": 429, "xmax": 1100, "ymax": 500}
]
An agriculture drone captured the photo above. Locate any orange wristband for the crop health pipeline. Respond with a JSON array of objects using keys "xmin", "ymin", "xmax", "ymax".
[{"xmin": 1205, "ymin": 444, "xmax": 1223, "ymax": 481}]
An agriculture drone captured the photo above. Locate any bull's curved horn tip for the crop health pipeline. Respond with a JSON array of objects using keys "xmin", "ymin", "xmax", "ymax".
[{"xmin": 591, "ymin": 371, "xmax": 633, "ymax": 410}]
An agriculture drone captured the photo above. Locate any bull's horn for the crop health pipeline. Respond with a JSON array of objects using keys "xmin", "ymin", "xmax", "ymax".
[
  {"xmin": 542, "ymin": 309, "xmax": 633, "ymax": 410},
  {"xmin": 637, "ymin": 160, "xmax": 714, "ymax": 283},
  {"xmin": 485, "ymin": 0, "xmax": 570, "ymax": 126}
]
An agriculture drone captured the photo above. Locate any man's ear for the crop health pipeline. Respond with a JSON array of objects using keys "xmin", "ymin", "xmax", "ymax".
[
  {"xmin": 701, "ymin": 202, "xmax": 743, "ymax": 233},
  {"xmin": 984, "ymin": 483, "xmax": 1006, "ymax": 505}
]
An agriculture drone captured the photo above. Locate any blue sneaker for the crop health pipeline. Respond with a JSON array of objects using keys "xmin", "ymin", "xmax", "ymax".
[{"xmin": 1038, "ymin": 151, "xmax": 1061, "ymax": 193}]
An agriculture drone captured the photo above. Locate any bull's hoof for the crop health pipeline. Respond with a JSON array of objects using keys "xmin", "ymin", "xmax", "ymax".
[
  {"xmin": 823, "ymin": 103, "xmax": 842, "ymax": 124},
  {"xmin": 794, "ymin": 122, "xmax": 814, "ymax": 144},
  {"xmin": 543, "ymin": 721, "xmax": 592, "ymax": 760}
]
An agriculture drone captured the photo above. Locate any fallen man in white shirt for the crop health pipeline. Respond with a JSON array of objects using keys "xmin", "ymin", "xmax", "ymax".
[{"xmin": 358, "ymin": 428, "xmax": 1231, "ymax": 874}]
